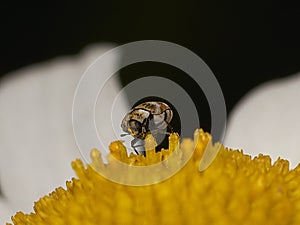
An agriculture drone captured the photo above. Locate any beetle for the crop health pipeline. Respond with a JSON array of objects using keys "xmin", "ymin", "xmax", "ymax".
[{"xmin": 121, "ymin": 101, "xmax": 173, "ymax": 154}]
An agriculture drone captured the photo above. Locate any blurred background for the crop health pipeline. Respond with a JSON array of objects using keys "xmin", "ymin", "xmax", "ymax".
[
  {"xmin": 1, "ymin": 1, "xmax": 299, "ymax": 120},
  {"xmin": 0, "ymin": 0, "xmax": 299, "ymax": 223}
]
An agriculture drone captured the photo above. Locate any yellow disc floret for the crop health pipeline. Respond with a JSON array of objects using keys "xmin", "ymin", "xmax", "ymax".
[{"xmin": 8, "ymin": 129, "xmax": 300, "ymax": 225}]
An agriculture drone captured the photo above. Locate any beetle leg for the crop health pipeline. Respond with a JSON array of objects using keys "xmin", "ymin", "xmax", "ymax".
[
  {"xmin": 166, "ymin": 120, "xmax": 174, "ymax": 133},
  {"xmin": 131, "ymin": 139, "xmax": 139, "ymax": 154},
  {"xmin": 131, "ymin": 138, "xmax": 145, "ymax": 155}
]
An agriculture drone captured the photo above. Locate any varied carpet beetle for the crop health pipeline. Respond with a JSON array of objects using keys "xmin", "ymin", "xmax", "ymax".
[{"xmin": 121, "ymin": 101, "xmax": 173, "ymax": 154}]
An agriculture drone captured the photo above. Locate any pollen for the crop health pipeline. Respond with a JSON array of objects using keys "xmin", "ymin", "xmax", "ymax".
[{"xmin": 8, "ymin": 129, "xmax": 300, "ymax": 225}]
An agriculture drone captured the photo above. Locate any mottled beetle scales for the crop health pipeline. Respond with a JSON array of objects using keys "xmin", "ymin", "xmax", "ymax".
[{"xmin": 121, "ymin": 101, "xmax": 173, "ymax": 140}]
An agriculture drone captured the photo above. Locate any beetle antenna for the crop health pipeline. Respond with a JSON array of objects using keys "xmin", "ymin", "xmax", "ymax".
[{"xmin": 120, "ymin": 133, "xmax": 129, "ymax": 137}]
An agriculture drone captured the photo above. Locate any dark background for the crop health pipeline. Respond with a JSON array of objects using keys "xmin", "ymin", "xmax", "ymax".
[{"xmin": 1, "ymin": 1, "xmax": 299, "ymax": 131}]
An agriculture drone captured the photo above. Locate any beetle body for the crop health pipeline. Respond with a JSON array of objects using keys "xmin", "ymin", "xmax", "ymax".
[{"xmin": 121, "ymin": 101, "xmax": 173, "ymax": 141}]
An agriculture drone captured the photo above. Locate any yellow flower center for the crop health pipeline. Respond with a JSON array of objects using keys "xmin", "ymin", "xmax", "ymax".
[{"xmin": 9, "ymin": 129, "xmax": 300, "ymax": 225}]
